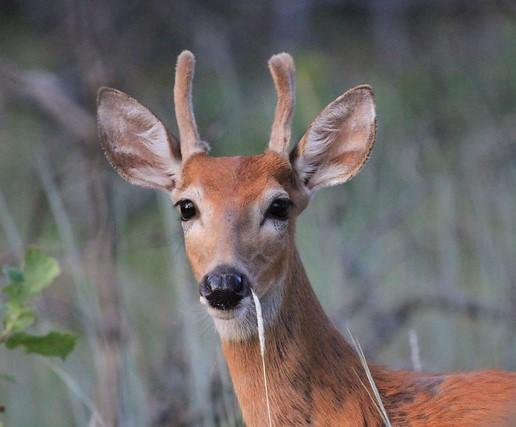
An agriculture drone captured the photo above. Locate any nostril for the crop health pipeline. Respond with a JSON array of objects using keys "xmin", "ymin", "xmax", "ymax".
[
  {"xmin": 224, "ymin": 274, "xmax": 243, "ymax": 293},
  {"xmin": 206, "ymin": 274, "xmax": 222, "ymax": 292}
]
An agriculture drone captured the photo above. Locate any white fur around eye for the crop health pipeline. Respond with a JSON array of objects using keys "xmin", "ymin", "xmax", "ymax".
[{"xmin": 263, "ymin": 217, "xmax": 288, "ymax": 234}]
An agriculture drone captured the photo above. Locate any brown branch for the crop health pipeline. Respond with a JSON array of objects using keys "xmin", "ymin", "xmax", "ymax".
[
  {"xmin": 0, "ymin": 58, "xmax": 95, "ymax": 142},
  {"xmin": 339, "ymin": 184, "xmax": 431, "ymax": 318},
  {"xmin": 362, "ymin": 292, "xmax": 512, "ymax": 355},
  {"xmin": 341, "ymin": 183, "xmax": 431, "ymax": 270}
]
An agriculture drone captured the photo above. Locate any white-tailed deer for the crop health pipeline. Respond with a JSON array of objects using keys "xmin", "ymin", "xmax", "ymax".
[{"xmin": 97, "ymin": 51, "xmax": 516, "ymax": 426}]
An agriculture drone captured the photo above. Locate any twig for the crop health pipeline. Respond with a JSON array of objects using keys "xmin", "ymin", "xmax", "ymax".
[
  {"xmin": 0, "ymin": 57, "xmax": 95, "ymax": 141},
  {"xmin": 364, "ymin": 292, "xmax": 512, "ymax": 354},
  {"xmin": 340, "ymin": 184, "xmax": 431, "ymax": 318},
  {"xmin": 408, "ymin": 329, "xmax": 422, "ymax": 372}
]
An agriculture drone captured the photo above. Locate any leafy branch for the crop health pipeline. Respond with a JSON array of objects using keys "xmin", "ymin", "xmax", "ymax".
[{"xmin": 0, "ymin": 248, "xmax": 76, "ymax": 359}]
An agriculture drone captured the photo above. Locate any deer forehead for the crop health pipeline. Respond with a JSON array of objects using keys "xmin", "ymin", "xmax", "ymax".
[{"xmin": 178, "ymin": 152, "xmax": 294, "ymax": 205}]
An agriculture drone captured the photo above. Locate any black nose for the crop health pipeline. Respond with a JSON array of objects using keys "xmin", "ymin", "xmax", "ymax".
[{"xmin": 200, "ymin": 265, "xmax": 250, "ymax": 310}]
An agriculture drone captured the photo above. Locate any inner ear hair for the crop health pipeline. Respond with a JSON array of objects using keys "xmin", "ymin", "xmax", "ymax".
[
  {"xmin": 97, "ymin": 87, "xmax": 181, "ymax": 190},
  {"xmin": 291, "ymin": 85, "xmax": 376, "ymax": 191}
]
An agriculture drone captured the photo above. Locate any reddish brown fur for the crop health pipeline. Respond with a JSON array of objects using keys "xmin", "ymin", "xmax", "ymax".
[
  {"xmin": 179, "ymin": 152, "xmax": 299, "ymax": 283},
  {"xmin": 180, "ymin": 152, "xmax": 295, "ymax": 203}
]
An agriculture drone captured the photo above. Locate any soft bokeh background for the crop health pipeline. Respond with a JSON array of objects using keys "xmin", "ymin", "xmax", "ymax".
[{"xmin": 1, "ymin": 0, "xmax": 515, "ymax": 425}]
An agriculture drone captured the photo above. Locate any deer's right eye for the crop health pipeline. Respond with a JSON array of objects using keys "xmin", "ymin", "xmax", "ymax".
[
  {"xmin": 266, "ymin": 198, "xmax": 291, "ymax": 221},
  {"xmin": 176, "ymin": 199, "xmax": 197, "ymax": 221}
]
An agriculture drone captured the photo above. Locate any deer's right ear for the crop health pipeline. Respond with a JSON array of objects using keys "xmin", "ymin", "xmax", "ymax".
[{"xmin": 97, "ymin": 87, "xmax": 181, "ymax": 191}]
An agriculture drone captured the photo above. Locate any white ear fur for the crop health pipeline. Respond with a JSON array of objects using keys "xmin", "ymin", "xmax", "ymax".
[
  {"xmin": 97, "ymin": 87, "xmax": 181, "ymax": 190},
  {"xmin": 291, "ymin": 85, "xmax": 376, "ymax": 192}
]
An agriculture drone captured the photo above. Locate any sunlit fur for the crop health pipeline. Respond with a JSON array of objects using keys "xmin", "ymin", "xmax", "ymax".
[{"xmin": 172, "ymin": 152, "xmax": 300, "ymax": 341}]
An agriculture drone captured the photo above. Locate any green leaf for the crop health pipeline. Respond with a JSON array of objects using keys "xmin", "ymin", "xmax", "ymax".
[
  {"xmin": 3, "ymin": 302, "xmax": 24, "ymax": 328},
  {"xmin": 10, "ymin": 309, "xmax": 36, "ymax": 333},
  {"xmin": 2, "ymin": 266, "xmax": 24, "ymax": 284},
  {"xmin": 1, "ymin": 249, "xmax": 60, "ymax": 306},
  {"xmin": 6, "ymin": 331, "xmax": 76, "ymax": 360},
  {"xmin": 23, "ymin": 248, "xmax": 60, "ymax": 295},
  {"xmin": 3, "ymin": 282, "xmax": 30, "ymax": 306}
]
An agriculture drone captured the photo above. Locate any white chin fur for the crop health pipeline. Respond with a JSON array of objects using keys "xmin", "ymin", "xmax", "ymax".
[{"xmin": 201, "ymin": 285, "xmax": 283, "ymax": 342}]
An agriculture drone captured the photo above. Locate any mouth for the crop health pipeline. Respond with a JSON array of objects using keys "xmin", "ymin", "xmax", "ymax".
[
  {"xmin": 205, "ymin": 289, "xmax": 244, "ymax": 310},
  {"xmin": 200, "ymin": 295, "xmax": 252, "ymax": 320}
]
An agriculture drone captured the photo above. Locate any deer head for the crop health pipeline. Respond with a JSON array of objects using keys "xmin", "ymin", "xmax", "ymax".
[{"xmin": 97, "ymin": 51, "xmax": 376, "ymax": 341}]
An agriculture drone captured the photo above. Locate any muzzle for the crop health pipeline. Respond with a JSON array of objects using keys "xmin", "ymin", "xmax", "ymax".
[{"xmin": 200, "ymin": 265, "xmax": 250, "ymax": 310}]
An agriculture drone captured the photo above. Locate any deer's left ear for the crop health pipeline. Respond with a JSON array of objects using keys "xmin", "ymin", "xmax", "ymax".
[{"xmin": 290, "ymin": 85, "xmax": 376, "ymax": 192}]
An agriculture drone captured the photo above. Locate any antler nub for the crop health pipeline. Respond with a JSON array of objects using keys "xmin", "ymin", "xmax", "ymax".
[
  {"xmin": 268, "ymin": 53, "xmax": 296, "ymax": 155},
  {"xmin": 174, "ymin": 50, "xmax": 207, "ymax": 159}
]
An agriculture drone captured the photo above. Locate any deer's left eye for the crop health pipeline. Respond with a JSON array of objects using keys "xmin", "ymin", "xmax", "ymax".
[{"xmin": 266, "ymin": 198, "xmax": 291, "ymax": 221}]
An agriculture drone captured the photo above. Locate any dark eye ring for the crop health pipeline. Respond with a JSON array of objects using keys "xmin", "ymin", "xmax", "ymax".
[
  {"xmin": 176, "ymin": 199, "xmax": 197, "ymax": 221},
  {"xmin": 266, "ymin": 198, "xmax": 291, "ymax": 221}
]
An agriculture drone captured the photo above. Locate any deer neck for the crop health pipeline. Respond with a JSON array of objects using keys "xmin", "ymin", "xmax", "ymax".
[{"xmin": 221, "ymin": 249, "xmax": 381, "ymax": 426}]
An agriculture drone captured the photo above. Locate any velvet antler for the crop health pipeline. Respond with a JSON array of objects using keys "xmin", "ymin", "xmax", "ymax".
[
  {"xmin": 268, "ymin": 53, "xmax": 296, "ymax": 155},
  {"xmin": 174, "ymin": 50, "xmax": 208, "ymax": 159}
]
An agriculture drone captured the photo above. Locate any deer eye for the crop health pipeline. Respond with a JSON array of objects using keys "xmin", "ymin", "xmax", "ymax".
[
  {"xmin": 176, "ymin": 199, "xmax": 197, "ymax": 221},
  {"xmin": 266, "ymin": 198, "xmax": 291, "ymax": 221}
]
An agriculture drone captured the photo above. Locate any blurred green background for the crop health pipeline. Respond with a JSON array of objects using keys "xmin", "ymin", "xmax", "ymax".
[{"xmin": 1, "ymin": 1, "xmax": 515, "ymax": 426}]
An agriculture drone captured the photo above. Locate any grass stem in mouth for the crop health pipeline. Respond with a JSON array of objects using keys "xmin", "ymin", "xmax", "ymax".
[{"xmin": 252, "ymin": 289, "xmax": 273, "ymax": 427}]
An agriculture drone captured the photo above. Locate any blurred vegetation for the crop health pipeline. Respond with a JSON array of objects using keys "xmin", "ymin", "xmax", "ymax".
[
  {"xmin": 0, "ymin": 0, "xmax": 515, "ymax": 426},
  {"xmin": 1, "ymin": 248, "xmax": 76, "ymax": 360}
]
